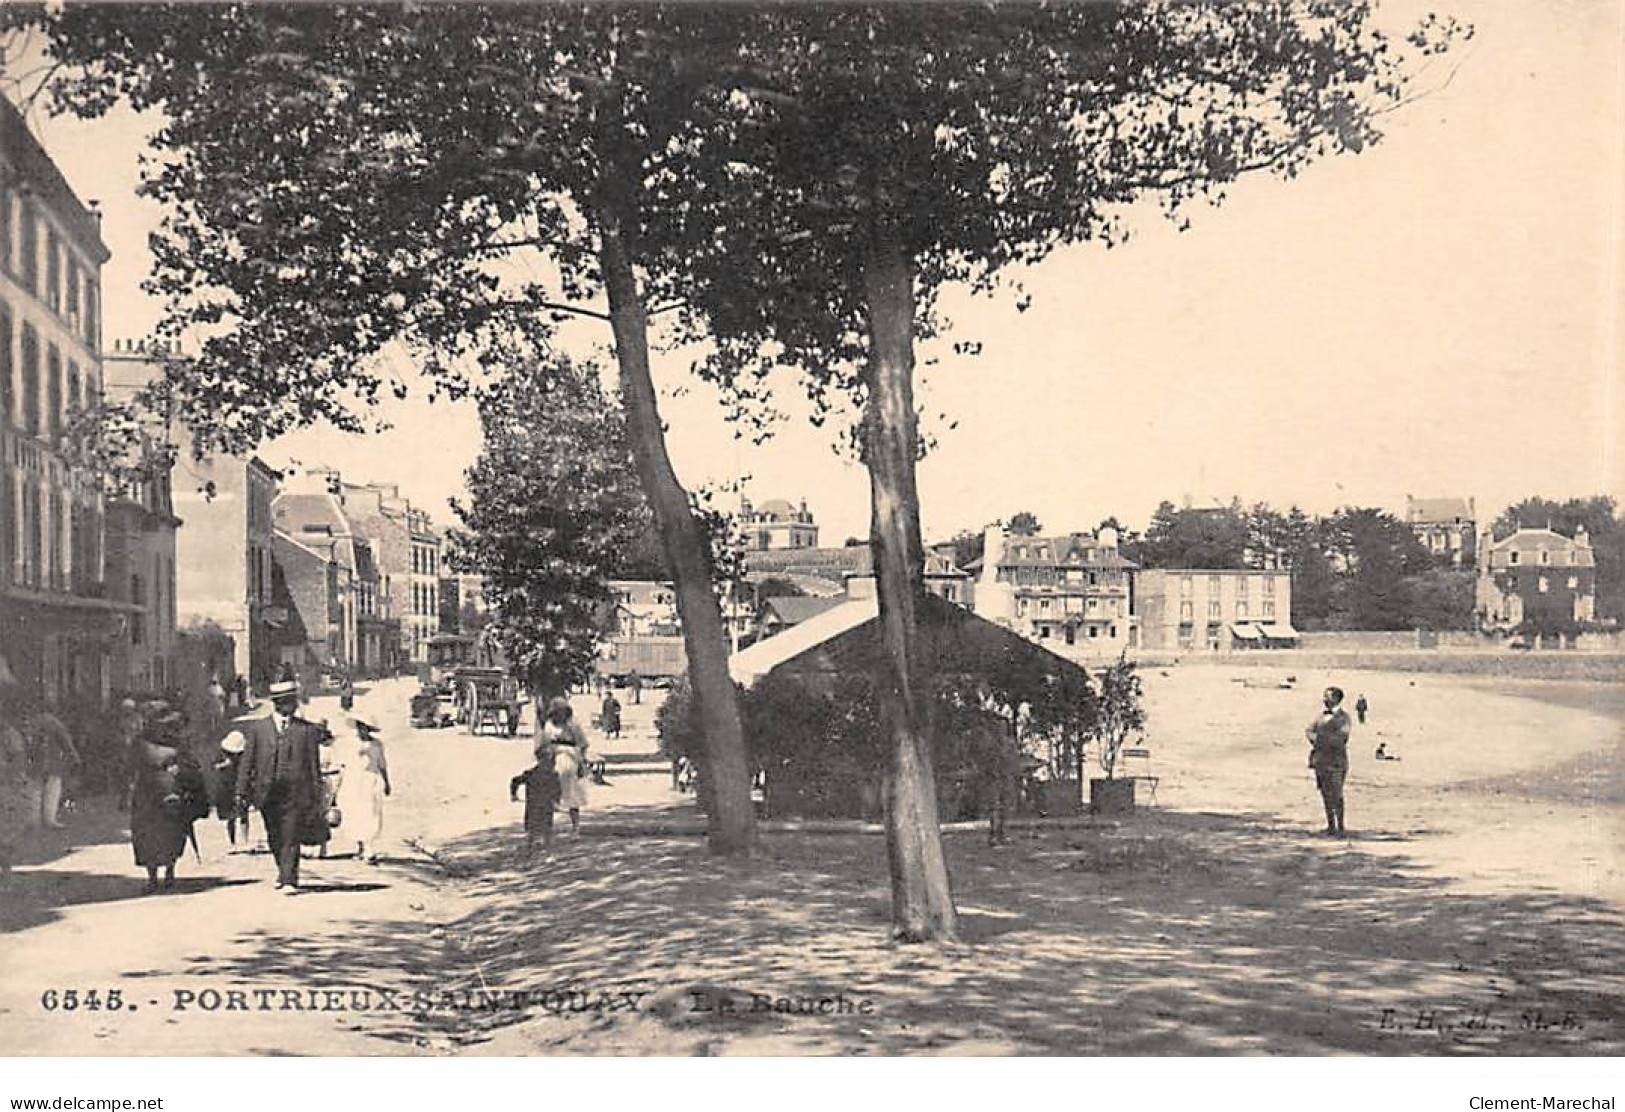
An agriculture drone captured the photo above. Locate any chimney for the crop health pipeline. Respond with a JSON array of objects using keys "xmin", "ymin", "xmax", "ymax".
[{"xmin": 979, "ymin": 523, "xmax": 1005, "ymax": 589}]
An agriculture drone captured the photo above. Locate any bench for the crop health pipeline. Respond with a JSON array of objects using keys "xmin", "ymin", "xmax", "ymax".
[{"xmin": 1118, "ymin": 747, "xmax": 1160, "ymax": 805}]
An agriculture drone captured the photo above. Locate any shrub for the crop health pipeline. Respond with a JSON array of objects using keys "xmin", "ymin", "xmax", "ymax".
[{"xmin": 657, "ymin": 665, "xmax": 1100, "ymax": 820}]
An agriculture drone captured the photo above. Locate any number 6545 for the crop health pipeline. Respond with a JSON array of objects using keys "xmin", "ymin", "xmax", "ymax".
[{"xmin": 40, "ymin": 989, "xmax": 125, "ymax": 1011}]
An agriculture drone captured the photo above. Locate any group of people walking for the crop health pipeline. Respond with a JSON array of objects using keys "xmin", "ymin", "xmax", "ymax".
[
  {"xmin": 0, "ymin": 653, "xmax": 397, "ymax": 895},
  {"xmin": 222, "ymin": 680, "xmax": 392, "ymax": 893},
  {"xmin": 511, "ymin": 696, "xmax": 592, "ymax": 854}
]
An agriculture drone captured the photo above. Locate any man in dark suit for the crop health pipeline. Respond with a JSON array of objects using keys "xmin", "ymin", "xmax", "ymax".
[{"xmin": 233, "ymin": 680, "xmax": 324, "ymax": 891}]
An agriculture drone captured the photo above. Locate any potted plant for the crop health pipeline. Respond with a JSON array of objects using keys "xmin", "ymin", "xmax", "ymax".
[{"xmin": 1088, "ymin": 655, "xmax": 1146, "ymax": 816}]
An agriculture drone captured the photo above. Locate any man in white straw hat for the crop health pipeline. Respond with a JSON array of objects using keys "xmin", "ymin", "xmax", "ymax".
[{"xmin": 231, "ymin": 680, "xmax": 325, "ymax": 891}]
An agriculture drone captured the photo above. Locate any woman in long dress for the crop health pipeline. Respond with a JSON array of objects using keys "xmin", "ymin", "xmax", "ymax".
[
  {"xmin": 537, "ymin": 697, "xmax": 589, "ymax": 836},
  {"xmin": 335, "ymin": 718, "xmax": 390, "ymax": 863},
  {"xmin": 129, "ymin": 709, "xmax": 206, "ymax": 893}
]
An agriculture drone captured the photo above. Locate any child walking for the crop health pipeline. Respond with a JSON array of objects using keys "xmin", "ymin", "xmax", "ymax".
[{"xmin": 510, "ymin": 747, "xmax": 562, "ymax": 854}]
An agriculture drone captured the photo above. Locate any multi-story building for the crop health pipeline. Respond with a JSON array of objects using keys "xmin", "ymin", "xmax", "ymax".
[
  {"xmin": 972, "ymin": 524, "xmax": 1136, "ymax": 652},
  {"xmin": 740, "ymin": 496, "xmax": 819, "ymax": 550},
  {"xmin": 1135, "ymin": 568, "xmax": 1296, "ymax": 651},
  {"xmin": 744, "ymin": 545, "xmax": 973, "ymax": 605},
  {"xmin": 269, "ymin": 529, "xmax": 354, "ymax": 685},
  {"xmin": 101, "ymin": 341, "xmax": 183, "ymax": 693},
  {"xmin": 406, "ymin": 505, "xmax": 441, "ymax": 662},
  {"xmin": 607, "ymin": 580, "xmax": 681, "ymax": 638},
  {"xmin": 171, "ymin": 442, "xmax": 280, "ymax": 691},
  {"xmin": 105, "ymin": 337, "xmax": 284, "ymax": 692},
  {"xmin": 308, "ymin": 475, "xmax": 435, "ymax": 667},
  {"xmin": 0, "ymin": 96, "xmax": 130, "ymax": 706},
  {"xmin": 1405, "ymin": 495, "xmax": 1477, "ymax": 567},
  {"xmin": 272, "ymin": 488, "xmax": 394, "ymax": 676},
  {"xmin": 1475, "ymin": 526, "xmax": 1596, "ymax": 631}
]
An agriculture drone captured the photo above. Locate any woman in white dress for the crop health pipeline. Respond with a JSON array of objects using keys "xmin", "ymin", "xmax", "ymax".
[
  {"xmin": 537, "ymin": 697, "xmax": 589, "ymax": 836},
  {"xmin": 335, "ymin": 718, "xmax": 390, "ymax": 863}
]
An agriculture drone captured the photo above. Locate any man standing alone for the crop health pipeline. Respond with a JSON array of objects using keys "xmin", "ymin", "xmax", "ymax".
[
  {"xmin": 1306, "ymin": 686, "xmax": 1352, "ymax": 837},
  {"xmin": 233, "ymin": 680, "xmax": 324, "ymax": 891}
]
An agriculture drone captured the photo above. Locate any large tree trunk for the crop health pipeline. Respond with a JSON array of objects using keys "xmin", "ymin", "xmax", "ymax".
[
  {"xmin": 598, "ymin": 218, "xmax": 756, "ymax": 856},
  {"xmin": 861, "ymin": 229, "xmax": 959, "ymax": 943}
]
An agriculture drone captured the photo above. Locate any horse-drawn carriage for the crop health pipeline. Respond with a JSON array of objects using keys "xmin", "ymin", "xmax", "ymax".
[
  {"xmin": 410, "ymin": 632, "xmax": 524, "ymax": 733},
  {"xmin": 453, "ymin": 665, "xmax": 525, "ymax": 736}
]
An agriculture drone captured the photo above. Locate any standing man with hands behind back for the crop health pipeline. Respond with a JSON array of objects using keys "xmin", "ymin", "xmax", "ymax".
[
  {"xmin": 1306, "ymin": 685, "xmax": 1352, "ymax": 838},
  {"xmin": 232, "ymin": 680, "xmax": 325, "ymax": 892}
]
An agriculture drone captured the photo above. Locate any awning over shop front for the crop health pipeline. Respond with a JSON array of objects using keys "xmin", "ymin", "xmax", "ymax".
[
  {"xmin": 1229, "ymin": 623, "xmax": 1262, "ymax": 640},
  {"xmin": 1260, "ymin": 623, "xmax": 1300, "ymax": 640}
]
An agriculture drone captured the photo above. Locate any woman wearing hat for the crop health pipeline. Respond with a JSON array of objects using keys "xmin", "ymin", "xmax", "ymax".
[
  {"xmin": 536, "ymin": 697, "xmax": 589, "ymax": 836},
  {"xmin": 334, "ymin": 717, "xmax": 391, "ymax": 863},
  {"xmin": 129, "ymin": 705, "xmax": 208, "ymax": 893}
]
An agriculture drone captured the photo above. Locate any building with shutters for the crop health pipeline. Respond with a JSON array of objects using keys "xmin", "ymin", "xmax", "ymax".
[{"xmin": 0, "ymin": 95, "xmax": 131, "ymax": 705}]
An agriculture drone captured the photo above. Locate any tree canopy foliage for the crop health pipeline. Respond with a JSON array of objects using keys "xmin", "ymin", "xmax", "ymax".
[{"xmin": 447, "ymin": 358, "xmax": 648, "ymax": 698}]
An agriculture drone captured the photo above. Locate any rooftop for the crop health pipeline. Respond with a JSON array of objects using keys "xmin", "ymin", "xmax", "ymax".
[
  {"xmin": 1, "ymin": 96, "xmax": 110, "ymax": 262},
  {"xmin": 996, "ymin": 534, "xmax": 1137, "ymax": 570},
  {"xmin": 761, "ymin": 595, "xmax": 845, "ymax": 626},
  {"xmin": 1407, "ymin": 496, "xmax": 1475, "ymax": 525}
]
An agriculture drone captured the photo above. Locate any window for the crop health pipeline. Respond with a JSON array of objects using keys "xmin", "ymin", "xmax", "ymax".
[
  {"xmin": 1568, "ymin": 576, "xmax": 1578, "ymax": 589},
  {"xmin": 1208, "ymin": 574, "xmax": 1221, "ymax": 593},
  {"xmin": 0, "ymin": 181, "xmax": 10, "ymax": 273},
  {"xmin": 1237, "ymin": 599, "xmax": 1249, "ymax": 618},
  {"xmin": 46, "ymin": 346, "xmax": 61, "ymax": 441},
  {"xmin": 1262, "ymin": 599, "xmax": 1276, "ymax": 618},
  {"xmin": 1088, "ymin": 626, "xmax": 1098, "ymax": 638},
  {"xmin": 1509, "ymin": 551, "xmax": 1520, "ymax": 565},
  {"xmin": 1538, "ymin": 576, "xmax": 1549, "ymax": 594},
  {"xmin": 84, "ymin": 278, "xmax": 98, "ymax": 347},
  {"xmin": 0, "ymin": 302, "xmax": 11, "ymax": 425},
  {"xmin": 1039, "ymin": 599, "xmax": 1051, "ymax": 613},
  {"xmin": 1180, "ymin": 575, "xmax": 1193, "ymax": 598},
  {"xmin": 1179, "ymin": 600, "xmax": 1193, "ymax": 623},
  {"xmin": 66, "ymin": 257, "xmax": 80, "ymax": 324},
  {"xmin": 24, "ymin": 483, "xmax": 41, "ymax": 586},
  {"xmin": 1539, "ymin": 550, "xmax": 1549, "ymax": 565},
  {"xmin": 46, "ymin": 229, "xmax": 61, "ymax": 312},
  {"xmin": 1208, "ymin": 599, "xmax": 1221, "ymax": 620},
  {"xmin": 131, "ymin": 574, "xmax": 145, "ymax": 645},
  {"xmin": 1264, "ymin": 574, "xmax": 1275, "ymax": 596},
  {"xmin": 67, "ymin": 361, "xmax": 81, "ymax": 418},
  {"xmin": 21, "ymin": 322, "xmax": 39, "ymax": 436},
  {"xmin": 20, "ymin": 200, "xmax": 38, "ymax": 293},
  {"xmin": 1236, "ymin": 576, "xmax": 1250, "ymax": 596}
]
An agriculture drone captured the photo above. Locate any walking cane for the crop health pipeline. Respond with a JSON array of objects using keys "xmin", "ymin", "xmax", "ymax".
[{"xmin": 187, "ymin": 823, "xmax": 202, "ymax": 864}]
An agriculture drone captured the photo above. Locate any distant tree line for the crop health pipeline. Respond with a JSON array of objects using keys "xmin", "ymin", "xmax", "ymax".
[{"xmin": 939, "ymin": 495, "xmax": 1621, "ymax": 632}]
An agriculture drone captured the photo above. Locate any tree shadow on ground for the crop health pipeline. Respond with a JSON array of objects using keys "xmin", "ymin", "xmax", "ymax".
[
  {"xmin": 11, "ymin": 796, "xmax": 133, "ymax": 870},
  {"xmin": 199, "ymin": 809, "xmax": 1625, "ymax": 1056},
  {"xmin": 0, "ymin": 871, "xmax": 258, "ymax": 933}
]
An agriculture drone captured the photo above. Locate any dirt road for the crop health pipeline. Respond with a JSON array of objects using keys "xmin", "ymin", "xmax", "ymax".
[{"xmin": 2, "ymin": 669, "xmax": 1619, "ymax": 1055}]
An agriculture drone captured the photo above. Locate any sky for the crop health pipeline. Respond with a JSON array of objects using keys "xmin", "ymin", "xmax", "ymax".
[{"xmin": 9, "ymin": 0, "xmax": 1622, "ymax": 543}]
